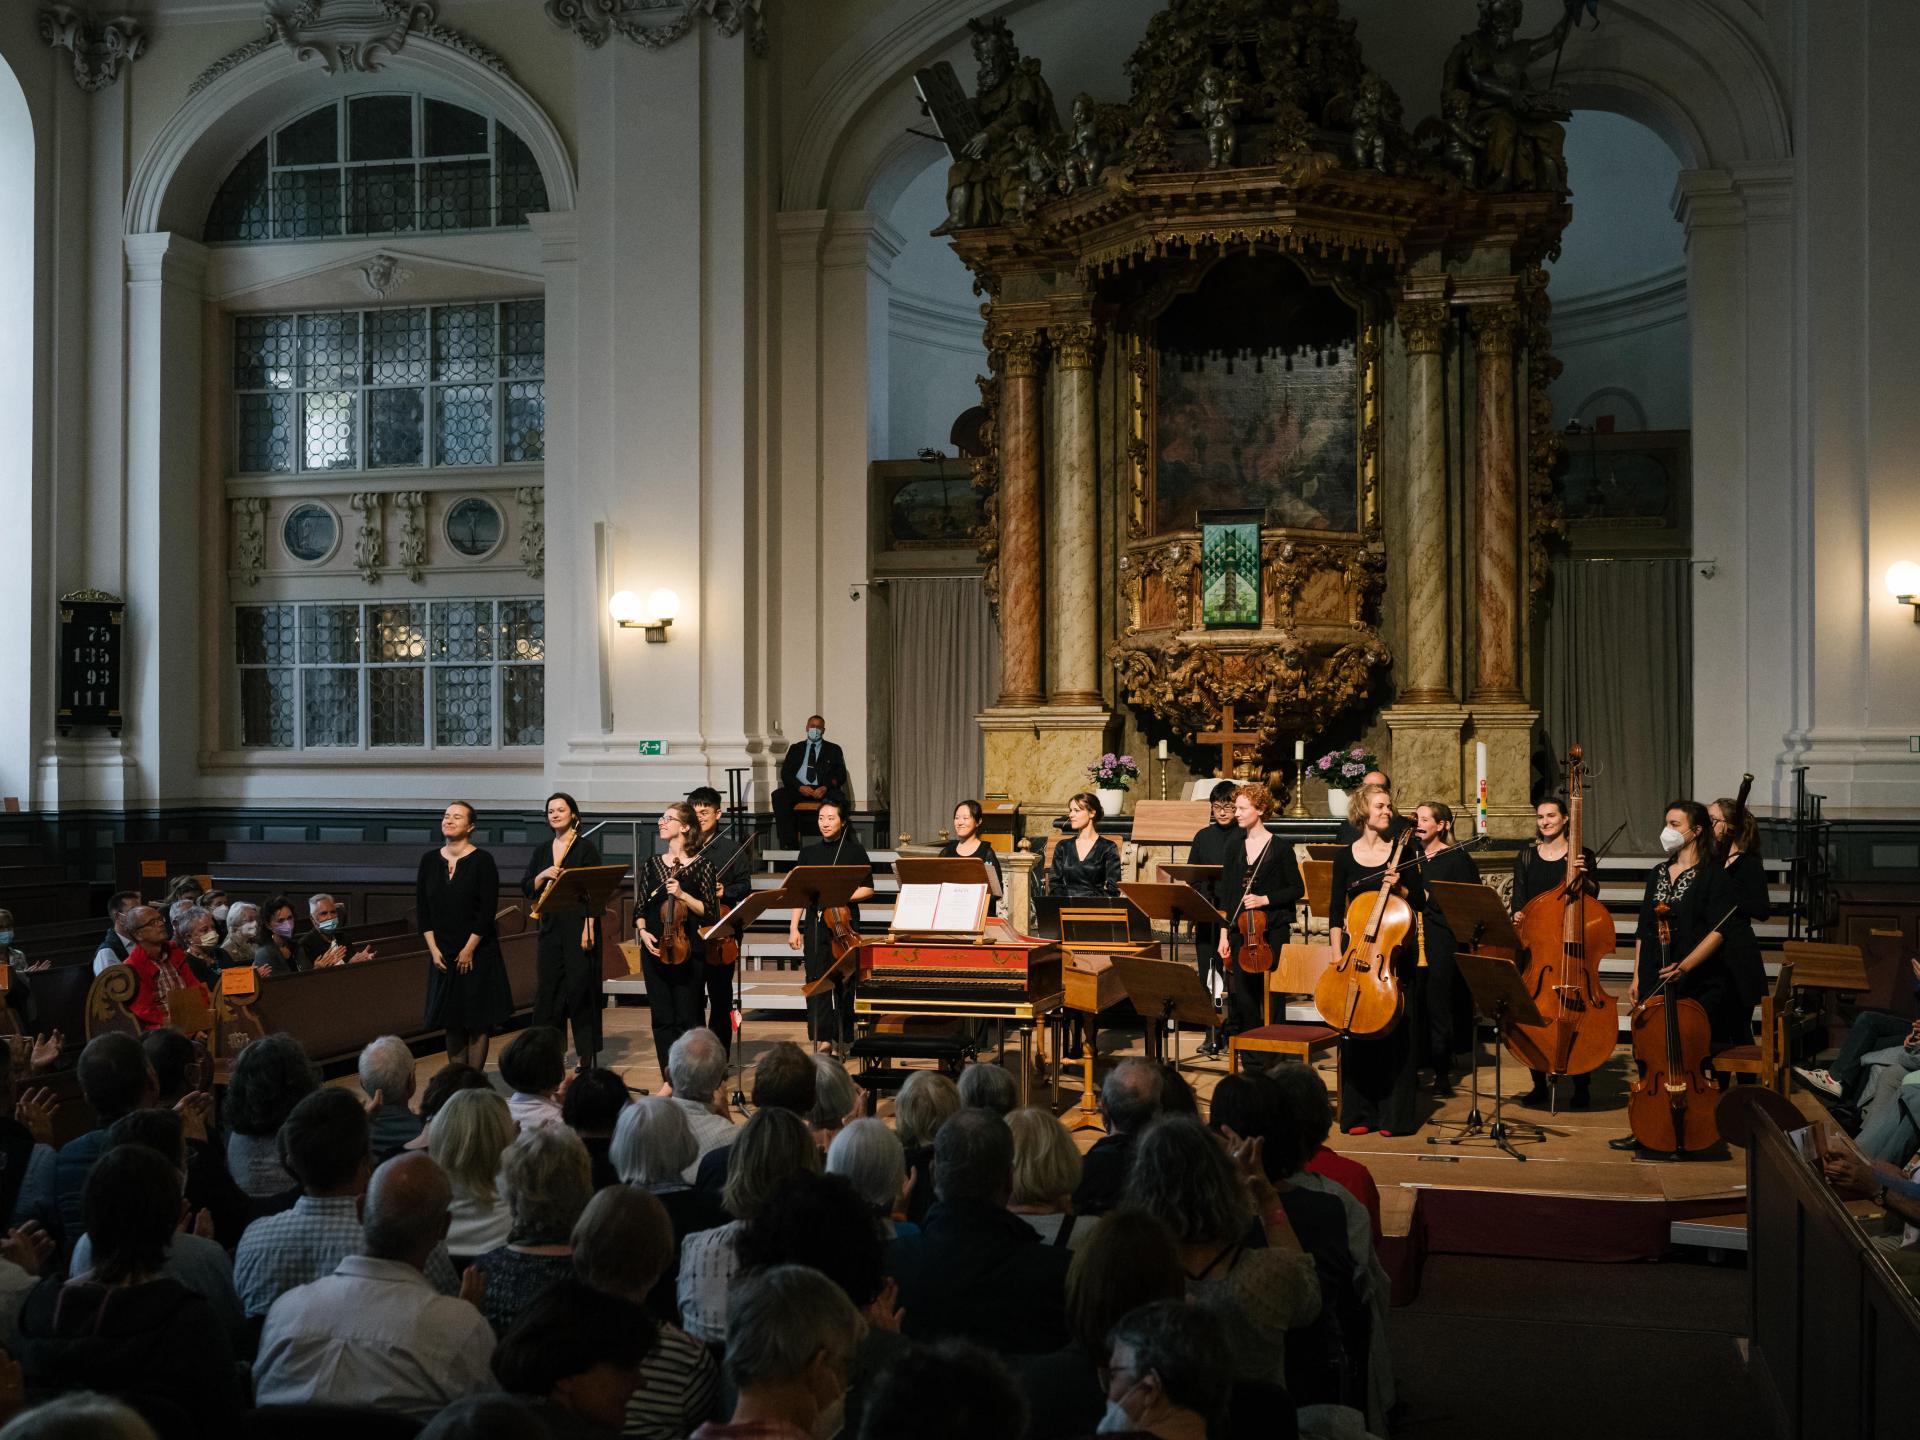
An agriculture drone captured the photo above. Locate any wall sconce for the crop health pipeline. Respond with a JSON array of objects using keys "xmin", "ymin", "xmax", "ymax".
[
  {"xmin": 608, "ymin": 587, "xmax": 679, "ymax": 643},
  {"xmin": 1887, "ymin": 562, "xmax": 1920, "ymax": 624}
]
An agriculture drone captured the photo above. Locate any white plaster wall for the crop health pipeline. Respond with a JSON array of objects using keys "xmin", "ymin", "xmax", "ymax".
[
  {"xmin": 884, "ymin": 160, "xmax": 985, "ymax": 460},
  {"xmin": 0, "ymin": 53, "xmax": 35, "ymax": 805}
]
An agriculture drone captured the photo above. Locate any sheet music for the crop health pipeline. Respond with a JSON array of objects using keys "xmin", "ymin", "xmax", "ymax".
[
  {"xmin": 892, "ymin": 882, "xmax": 989, "ymax": 933},
  {"xmin": 892, "ymin": 884, "xmax": 941, "ymax": 932}
]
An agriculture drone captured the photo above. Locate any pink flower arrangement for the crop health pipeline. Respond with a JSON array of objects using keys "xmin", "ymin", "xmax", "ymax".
[
  {"xmin": 1085, "ymin": 752, "xmax": 1141, "ymax": 790},
  {"xmin": 1312, "ymin": 744, "xmax": 1380, "ymax": 786}
]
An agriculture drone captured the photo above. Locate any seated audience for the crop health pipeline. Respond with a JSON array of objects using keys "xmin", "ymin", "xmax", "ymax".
[
  {"xmin": 561, "ymin": 1067, "xmax": 632, "ymax": 1190},
  {"xmin": 415, "ymin": 1061, "xmax": 492, "ymax": 1139},
  {"xmin": 1854, "ymin": 1048, "xmax": 1920, "ymax": 1164},
  {"xmin": 956, "ymin": 1062, "xmax": 1019, "ymax": 1118},
  {"xmin": 1075, "ymin": 1057, "xmax": 1164, "ymax": 1218},
  {"xmin": 893, "ymin": 1069, "xmax": 961, "ymax": 1224},
  {"xmin": 611, "ymin": 1096, "xmax": 729, "ymax": 1291},
  {"xmin": 235, "ymin": 1086, "xmax": 459, "ymax": 1319},
  {"xmin": 1822, "ymin": 1141, "xmax": 1920, "ymax": 1292},
  {"xmin": 253, "ymin": 1152, "xmax": 497, "ymax": 1418},
  {"xmin": 1795, "ymin": 956, "xmax": 1920, "ymax": 1100},
  {"xmin": 91, "ymin": 891, "xmax": 142, "ymax": 976},
  {"xmin": 493, "ymin": 1277, "xmax": 652, "ymax": 1439},
  {"xmin": 359, "ymin": 1035, "xmax": 425, "ymax": 1161},
  {"xmin": 1267, "ymin": 1062, "xmax": 1383, "ymax": 1243},
  {"xmin": 826, "ymin": 1118, "xmax": 915, "ymax": 1237},
  {"xmin": 694, "ymin": 1041, "xmax": 817, "ymax": 1193},
  {"xmin": 1123, "ymin": 1116, "xmax": 1320, "ymax": 1388},
  {"xmin": 571, "ymin": 1186, "xmax": 720, "ymax": 1439},
  {"xmin": 252, "ymin": 897, "xmax": 302, "ymax": 976},
  {"xmin": 68, "ymin": 1111, "xmax": 245, "ymax": 1353},
  {"xmin": 501, "ymin": 1027, "xmax": 568, "ymax": 1131},
  {"xmin": 119, "ymin": 907, "xmax": 210, "ymax": 1032},
  {"xmin": 0, "ymin": 1392, "xmax": 158, "ymax": 1440},
  {"xmin": 216, "ymin": 902, "xmax": 259, "ymax": 970},
  {"xmin": 222, "ymin": 1032, "xmax": 319, "ymax": 1201},
  {"xmin": 431, "ymin": 1088, "xmax": 519, "ymax": 1261},
  {"xmin": 678, "ymin": 1107, "xmax": 820, "ymax": 1343},
  {"xmin": 855, "ymin": 1339, "xmax": 1028, "ymax": 1440},
  {"xmin": 0, "ymin": 1041, "xmax": 57, "ymax": 1236},
  {"xmin": 1098, "ymin": 1299, "xmax": 1233, "ymax": 1440},
  {"xmin": 888, "ymin": 1107, "xmax": 1073, "ymax": 1355},
  {"xmin": 54, "ymin": 1034, "xmax": 157, "ymax": 1245},
  {"xmin": 665, "ymin": 1029, "xmax": 738, "ymax": 1178},
  {"xmin": 1157, "ymin": 1062, "xmax": 1200, "ymax": 1118},
  {"xmin": 134, "ymin": 1031, "xmax": 244, "ymax": 1247},
  {"xmin": 470, "ymin": 1122, "xmax": 595, "ymax": 1335},
  {"xmin": 810, "ymin": 1054, "xmax": 861, "ymax": 1147},
  {"xmin": 168, "ymin": 907, "xmax": 223, "ymax": 986},
  {"xmin": 1006, "ymin": 1105, "xmax": 1089, "ymax": 1249},
  {"xmin": 297, "ymin": 892, "xmax": 376, "ymax": 969},
  {"xmin": 413, "ymin": 1394, "xmax": 550, "ymax": 1439},
  {"xmin": 16, "ymin": 1146, "xmax": 246, "ymax": 1437},
  {"xmin": 692, "ymin": 1265, "xmax": 861, "ymax": 1440}
]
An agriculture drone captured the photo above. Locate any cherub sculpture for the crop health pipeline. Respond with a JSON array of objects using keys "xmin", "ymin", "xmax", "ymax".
[
  {"xmin": 1061, "ymin": 92, "xmax": 1107, "ymax": 191},
  {"xmin": 1190, "ymin": 67, "xmax": 1243, "ymax": 170}
]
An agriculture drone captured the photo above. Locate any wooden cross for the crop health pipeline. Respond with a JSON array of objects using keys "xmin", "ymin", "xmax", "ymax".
[{"xmin": 1196, "ymin": 703, "xmax": 1259, "ymax": 778}]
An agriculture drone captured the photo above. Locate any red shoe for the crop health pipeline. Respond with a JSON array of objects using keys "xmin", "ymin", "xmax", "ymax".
[
  {"xmin": 1378, "ymin": 1130, "xmax": 1394, "ymax": 1138},
  {"xmin": 1346, "ymin": 1125, "xmax": 1372, "ymax": 1136}
]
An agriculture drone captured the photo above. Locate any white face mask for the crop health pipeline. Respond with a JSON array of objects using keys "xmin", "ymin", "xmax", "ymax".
[
  {"xmin": 807, "ymin": 727, "xmax": 824, "ymax": 743},
  {"xmin": 1659, "ymin": 825, "xmax": 1688, "ymax": 855},
  {"xmin": 1095, "ymin": 1398, "xmax": 1136, "ymax": 1434},
  {"xmin": 811, "ymin": 1389, "xmax": 845, "ymax": 1440},
  {"xmin": 212, "ymin": 905, "xmax": 229, "ymax": 923}
]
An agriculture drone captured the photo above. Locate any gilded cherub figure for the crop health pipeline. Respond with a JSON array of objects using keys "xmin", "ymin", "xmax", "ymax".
[
  {"xmin": 1061, "ymin": 92, "xmax": 1107, "ymax": 191},
  {"xmin": 1190, "ymin": 67, "xmax": 1243, "ymax": 170}
]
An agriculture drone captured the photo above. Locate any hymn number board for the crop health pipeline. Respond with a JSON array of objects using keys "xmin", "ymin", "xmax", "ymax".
[{"xmin": 57, "ymin": 590, "xmax": 124, "ymax": 736}]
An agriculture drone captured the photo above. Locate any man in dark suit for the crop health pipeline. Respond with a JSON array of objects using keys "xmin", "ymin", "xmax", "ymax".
[
  {"xmin": 772, "ymin": 714, "xmax": 849, "ymax": 849},
  {"xmin": 292, "ymin": 893, "xmax": 376, "ymax": 972}
]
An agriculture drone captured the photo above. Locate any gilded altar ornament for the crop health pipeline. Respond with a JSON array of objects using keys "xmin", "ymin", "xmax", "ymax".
[
  {"xmin": 934, "ymin": 19, "xmax": 1062, "ymax": 235},
  {"xmin": 1060, "ymin": 94, "xmax": 1108, "ymax": 193},
  {"xmin": 1441, "ymin": 0, "xmax": 1575, "ymax": 193},
  {"xmin": 1346, "ymin": 73, "xmax": 1397, "ymax": 174},
  {"xmin": 1189, "ymin": 68, "xmax": 1243, "ymax": 170}
]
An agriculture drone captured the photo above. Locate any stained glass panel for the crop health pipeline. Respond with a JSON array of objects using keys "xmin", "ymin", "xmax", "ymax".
[
  {"xmin": 435, "ymin": 385, "xmax": 494, "ymax": 467},
  {"xmin": 236, "ymin": 605, "xmax": 296, "ymax": 666},
  {"xmin": 501, "ymin": 301, "xmax": 544, "ymax": 379},
  {"xmin": 348, "ymin": 95, "xmax": 413, "ymax": 162},
  {"xmin": 365, "ymin": 309, "xmax": 428, "ymax": 386},
  {"xmin": 347, "ymin": 164, "xmax": 417, "ymax": 236},
  {"xmin": 367, "ymin": 388, "xmax": 425, "ymax": 469},
  {"xmin": 432, "ymin": 601, "xmax": 493, "ymax": 662},
  {"xmin": 433, "ymin": 306, "xmax": 494, "ymax": 383},
  {"xmin": 367, "ymin": 603, "xmax": 427, "ymax": 662},
  {"xmin": 234, "ymin": 314, "xmax": 296, "ymax": 390},
  {"xmin": 496, "ymin": 128, "xmax": 547, "ymax": 227},
  {"xmin": 498, "ymin": 600, "xmax": 545, "ymax": 662},
  {"xmin": 501, "ymin": 665, "xmax": 544, "ymax": 747},
  {"xmin": 424, "ymin": 100, "xmax": 489, "ymax": 158},
  {"xmin": 434, "ymin": 667, "xmax": 493, "ymax": 748},
  {"xmin": 275, "ymin": 106, "xmax": 338, "ymax": 167},
  {"xmin": 299, "ymin": 604, "xmax": 360, "ymax": 665},
  {"xmin": 302, "ymin": 391, "xmax": 357, "ymax": 471},
  {"xmin": 302, "ymin": 668, "xmax": 360, "ymax": 747},
  {"xmin": 271, "ymin": 168, "xmax": 341, "ymax": 239},
  {"xmin": 206, "ymin": 141, "xmax": 270, "ymax": 244},
  {"xmin": 239, "ymin": 668, "xmax": 294, "ymax": 748},
  {"xmin": 369, "ymin": 667, "xmax": 426, "ymax": 747},
  {"xmin": 237, "ymin": 393, "xmax": 294, "ymax": 474},
  {"xmin": 298, "ymin": 312, "xmax": 359, "ymax": 388},
  {"xmin": 503, "ymin": 383, "xmax": 545, "ymax": 463},
  {"xmin": 421, "ymin": 161, "xmax": 491, "ymax": 232}
]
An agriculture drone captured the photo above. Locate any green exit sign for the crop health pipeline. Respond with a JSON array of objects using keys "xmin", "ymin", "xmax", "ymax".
[{"xmin": 636, "ymin": 739, "xmax": 666, "ymax": 756}]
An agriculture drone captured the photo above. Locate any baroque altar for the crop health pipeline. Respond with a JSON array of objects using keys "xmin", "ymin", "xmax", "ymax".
[{"xmin": 937, "ymin": 0, "xmax": 1580, "ymax": 833}]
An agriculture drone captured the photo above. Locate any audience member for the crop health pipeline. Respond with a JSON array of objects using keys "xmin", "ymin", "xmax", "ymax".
[
  {"xmin": 216, "ymin": 902, "xmax": 259, "ymax": 970},
  {"xmin": 359, "ymin": 1035, "xmax": 425, "ymax": 1161},
  {"xmin": 560, "ymin": 1067, "xmax": 631, "ymax": 1190},
  {"xmin": 692, "ymin": 1265, "xmax": 861, "ymax": 1440},
  {"xmin": 665, "ymin": 1029, "xmax": 738, "ymax": 1178},
  {"xmin": 571, "ymin": 1186, "xmax": 720, "ymax": 1439},
  {"xmin": 888, "ymin": 1107, "xmax": 1072, "ymax": 1355},
  {"xmin": 414, "ymin": 1394, "xmax": 550, "ymax": 1440},
  {"xmin": 1098, "ymin": 1300, "xmax": 1233, "ymax": 1440},
  {"xmin": 809, "ymin": 1054, "xmax": 861, "ymax": 1146},
  {"xmin": 493, "ymin": 1277, "xmax": 651, "ymax": 1439},
  {"xmin": 235, "ymin": 1087, "xmax": 459, "ymax": 1319},
  {"xmin": 0, "ymin": 1212, "xmax": 51, "ymax": 1352},
  {"xmin": 611, "ymin": 1096, "xmax": 729, "ymax": 1315},
  {"xmin": 1123, "ymin": 1116, "xmax": 1319, "ymax": 1388},
  {"xmin": 68, "ymin": 1111, "xmax": 245, "ymax": 1352},
  {"xmin": 222, "ymin": 1032, "xmax": 319, "ymax": 1200},
  {"xmin": 825, "ymin": 1118, "xmax": 914, "ymax": 1237},
  {"xmin": 501, "ymin": 1027, "xmax": 568, "ymax": 1131},
  {"xmin": 134, "ymin": 1030, "xmax": 246, "ymax": 1250},
  {"xmin": 168, "ymin": 906, "xmax": 222, "ymax": 986},
  {"xmin": 0, "ymin": 1041, "xmax": 57, "ymax": 1236},
  {"xmin": 957, "ymin": 1061, "xmax": 1019, "ymax": 1118},
  {"xmin": 54, "ymin": 1034, "xmax": 157, "ymax": 1244},
  {"xmin": 1267, "ymin": 1062, "xmax": 1383, "ymax": 1242},
  {"xmin": 253, "ymin": 897, "xmax": 302, "ymax": 976},
  {"xmin": 298, "ymin": 892, "xmax": 376, "ymax": 969},
  {"xmin": 1795, "ymin": 955, "xmax": 1920, "ymax": 1101},
  {"xmin": 16, "ymin": 1146, "xmax": 246, "ymax": 1437},
  {"xmin": 1006, "ymin": 1105, "xmax": 1088, "ymax": 1249},
  {"xmin": 0, "ymin": 1392, "xmax": 157, "ymax": 1440},
  {"xmin": 1075, "ymin": 1056, "xmax": 1164, "ymax": 1217},
  {"xmin": 431, "ymin": 1088, "xmax": 519, "ymax": 1261},
  {"xmin": 678, "ymin": 1107, "xmax": 820, "ymax": 1343},
  {"xmin": 693, "ymin": 1041, "xmax": 817, "ymax": 1193},
  {"xmin": 1157, "ymin": 1062, "xmax": 1200, "ymax": 1119},
  {"xmin": 253, "ymin": 1152, "xmax": 497, "ymax": 1418},
  {"xmin": 416, "ymin": 1061, "xmax": 491, "ymax": 1141},
  {"xmin": 91, "ymin": 892, "xmax": 142, "ymax": 976},
  {"xmin": 470, "ymin": 1122, "xmax": 594, "ymax": 1335},
  {"xmin": 893, "ymin": 1069, "xmax": 961, "ymax": 1224},
  {"xmin": 855, "ymin": 1339, "xmax": 1028, "ymax": 1440},
  {"xmin": 119, "ymin": 907, "xmax": 210, "ymax": 1032}
]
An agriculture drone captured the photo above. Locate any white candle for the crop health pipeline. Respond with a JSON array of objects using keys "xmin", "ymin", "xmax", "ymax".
[
  {"xmin": 1157, "ymin": 739, "xmax": 1168, "ymax": 761},
  {"xmin": 1294, "ymin": 739, "xmax": 1305, "ymax": 761},
  {"xmin": 1475, "ymin": 742, "xmax": 1487, "ymax": 788}
]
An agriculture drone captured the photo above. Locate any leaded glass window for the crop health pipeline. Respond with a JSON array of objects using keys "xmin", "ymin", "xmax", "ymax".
[
  {"xmin": 236, "ymin": 599, "xmax": 543, "ymax": 751},
  {"xmin": 205, "ymin": 95, "xmax": 549, "ymax": 244},
  {"xmin": 231, "ymin": 301, "xmax": 543, "ymax": 475}
]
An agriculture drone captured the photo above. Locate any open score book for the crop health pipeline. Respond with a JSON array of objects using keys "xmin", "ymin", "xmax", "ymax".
[{"xmin": 891, "ymin": 882, "xmax": 990, "ymax": 934}]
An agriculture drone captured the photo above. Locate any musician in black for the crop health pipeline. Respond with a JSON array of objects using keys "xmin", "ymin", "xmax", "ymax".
[
  {"xmin": 1188, "ymin": 781, "xmax": 1240, "ymax": 1055},
  {"xmin": 1410, "ymin": 801, "xmax": 1479, "ymax": 1098},
  {"xmin": 635, "ymin": 802, "xmax": 717, "ymax": 1072},
  {"xmin": 521, "ymin": 792, "xmax": 604, "ymax": 1071},
  {"xmin": 1709, "ymin": 794, "xmax": 1771, "ymax": 1033},
  {"xmin": 785, "ymin": 798, "xmax": 874, "ymax": 1053},
  {"xmin": 418, "ymin": 802, "xmax": 512, "ymax": 1071},
  {"xmin": 1215, "ymin": 783, "xmax": 1305, "ymax": 1038},
  {"xmin": 1329, "ymin": 784, "xmax": 1423, "ymax": 1136},
  {"xmin": 1046, "ymin": 792, "xmax": 1122, "ymax": 899},
  {"xmin": 690, "ymin": 786, "xmax": 754, "ymax": 1055},
  {"xmin": 938, "ymin": 800, "xmax": 1004, "ymax": 905},
  {"xmin": 1334, "ymin": 771, "xmax": 1413, "ymax": 846},
  {"xmin": 1511, "ymin": 796, "xmax": 1600, "ymax": 1108}
]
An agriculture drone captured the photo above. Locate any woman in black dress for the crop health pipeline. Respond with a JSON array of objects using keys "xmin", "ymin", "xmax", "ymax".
[
  {"xmin": 1215, "ymin": 783, "xmax": 1304, "ymax": 1037},
  {"xmin": 1411, "ymin": 801, "xmax": 1480, "ymax": 1097},
  {"xmin": 419, "ymin": 801, "xmax": 513, "ymax": 1070},
  {"xmin": 1709, "ymin": 794, "xmax": 1771, "ymax": 1037},
  {"xmin": 938, "ymin": 800, "xmax": 1003, "ymax": 911},
  {"xmin": 635, "ymin": 802, "xmax": 717, "ymax": 1073},
  {"xmin": 1329, "ymin": 784, "xmax": 1423, "ymax": 1136},
  {"xmin": 522, "ymin": 792, "xmax": 604, "ymax": 1072},
  {"xmin": 785, "ymin": 798, "xmax": 875, "ymax": 1053},
  {"xmin": 1046, "ymin": 793, "xmax": 1121, "ymax": 899},
  {"xmin": 1510, "ymin": 796, "xmax": 1601, "ymax": 1107}
]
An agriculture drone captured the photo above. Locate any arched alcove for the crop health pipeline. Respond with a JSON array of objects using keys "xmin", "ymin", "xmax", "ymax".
[{"xmin": 0, "ymin": 56, "xmax": 34, "ymax": 799}]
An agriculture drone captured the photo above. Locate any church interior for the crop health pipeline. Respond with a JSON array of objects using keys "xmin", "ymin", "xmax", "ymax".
[{"xmin": 0, "ymin": 0, "xmax": 1914, "ymax": 1437}]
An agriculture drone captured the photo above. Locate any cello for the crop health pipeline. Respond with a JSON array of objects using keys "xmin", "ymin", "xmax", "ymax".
[
  {"xmin": 1505, "ymin": 744, "xmax": 1618, "ymax": 1082},
  {"xmin": 1314, "ymin": 829, "xmax": 1413, "ymax": 1036},
  {"xmin": 1626, "ymin": 903, "xmax": 1720, "ymax": 1157}
]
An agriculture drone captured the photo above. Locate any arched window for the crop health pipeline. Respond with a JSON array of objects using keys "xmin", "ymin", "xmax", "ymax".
[{"xmin": 204, "ymin": 94, "xmax": 547, "ymax": 243}]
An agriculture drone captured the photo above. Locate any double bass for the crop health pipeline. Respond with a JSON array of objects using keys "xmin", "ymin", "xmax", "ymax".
[
  {"xmin": 1505, "ymin": 744, "xmax": 1617, "ymax": 1081},
  {"xmin": 1314, "ymin": 829, "xmax": 1412, "ymax": 1036},
  {"xmin": 1627, "ymin": 903, "xmax": 1720, "ymax": 1156}
]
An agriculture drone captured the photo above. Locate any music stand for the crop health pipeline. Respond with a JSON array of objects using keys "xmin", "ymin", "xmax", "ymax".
[
  {"xmin": 1425, "ymin": 881, "xmax": 1521, "ymax": 1138},
  {"xmin": 779, "ymin": 866, "xmax": 872, "ymax": 998},
  {"xmin": 535, "ymin": 864, "xmax": 631, "ymax": 922},
  {"xmin": 1444, "ymin": 951, "xmax": 1548, "ymax": 1160},
  {"xmin": 1118, "ymin": 882, "xmax": 1225, "ymax": 978},
  {"xmin": 1108, "ymin": 953, "xmax": 1225, "ymax": 1067},
  {"xmin": 1156, "ymin": 864, "xmax": 1222, "ymax": 888},
  {"xmin": 895, "ymin": 856, "xmax": 1002, "ymax": 900}
]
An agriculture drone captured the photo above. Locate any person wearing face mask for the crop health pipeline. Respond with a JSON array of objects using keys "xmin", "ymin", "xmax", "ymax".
[
  {"xmin": 198, "ymin": 891, "xmax": 229, "ymax": 941},
  {"xmin": 254, "ymin": 896, "xmax": 305, "ymax": 977},
  {"xmin": 1094, "ymin": 1300, "xmax": 1232, "ymax": 1440},
  {"xmin": 693, "ymin": 1263, "xmax": 861, "ymax": 1440},
  {"xmin": 219, "ymin": 901, "xmax": 261, "ymax": 969},
  {"xmin": 172, "ymin": 905, "xmax": 227, "ymax": 988},
  {"xmin": 1609, "ymin": 799, "xmax": 1735, "ymax": 1152},
  {"xmin": 773, "ymin": 715, "xmax": 849, "ymax": 851},
  {"xmin": 297, "ymin": 893, "xmax": 377, "ymax": 972}
]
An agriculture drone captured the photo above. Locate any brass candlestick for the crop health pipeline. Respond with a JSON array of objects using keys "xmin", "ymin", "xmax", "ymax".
[{"xmin": 1288, "ymin": 753, "xmax": 1309, "ymax": 818}]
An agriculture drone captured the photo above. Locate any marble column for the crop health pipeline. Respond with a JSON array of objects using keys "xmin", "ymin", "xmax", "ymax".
[
  {"xmin": 1398, "ymin": 299, "xmax": 1452, "ymax": 704},
  {"xmin": 1469, "ymin": 303, "xmax": 1524, "ymax": 705},
  {"xmin": 997, "ymin": 330, "xmax": 1046, "ymax": 707},
  {"xmin": 1048, "ymin": 322, "xmax": 1102, "ymax": 705}
]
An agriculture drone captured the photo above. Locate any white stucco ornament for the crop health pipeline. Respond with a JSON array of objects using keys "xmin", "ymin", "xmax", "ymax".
[{"xmin": 191, "ymin": 0, "xmax": 512, "ymax": 95}]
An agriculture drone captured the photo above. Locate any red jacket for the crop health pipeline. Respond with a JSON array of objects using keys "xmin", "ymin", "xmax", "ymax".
[
  {"xmin": 123, "ymin": 942, "xmax": 211, "ymax": 1030},
  {"xmin": 1306, "ymin": 1143, "xmax": 1382, "ymax": 1244}
]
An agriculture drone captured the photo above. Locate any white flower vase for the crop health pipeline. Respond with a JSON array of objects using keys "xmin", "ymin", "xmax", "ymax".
[
  {"xmin": 1097, "ymin": 788, "xmax": 1125, "ymax": 817},
  {"xmin": 1325, "ymin": 786, "xmax": 1349, "ymax": 821}
]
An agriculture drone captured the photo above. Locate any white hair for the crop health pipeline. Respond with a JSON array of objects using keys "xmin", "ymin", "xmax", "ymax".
[
  {"xmin": 307, "ymin": 892, "xmax": 335, "ymax": 914},
  {"xmin": 825, "ymin": 1117, "xmax": 905, "ymax": 1214},
  {"xmin": 357, "ymin": 1035, "xmax": 415, "ymax": 1103},
  {"xmin": 667, "ymin": 1027, "xmax": 728, "ymax": 1102},
  {"xmin": 609, "ymin": 1095, "xmax": 697, "ymax": 1187},
  {"xmin": 0, "ymin": 1393, "xmax": 158, "ymax": 1440},
  {"xmin": 809, "ymin": 1054, "xmax": 857, "ymax": 1130}
]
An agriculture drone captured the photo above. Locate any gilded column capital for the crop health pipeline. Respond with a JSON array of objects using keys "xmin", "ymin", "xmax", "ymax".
[
  {"xmin": 1052, "ymin": 322, "xmax": 1099, "ymax": 371},
  {"xmin": 1396, "ymin": 301, "xmax": 1449, "ymax": 357},
  {"xmin": 1469, "ymin": 303, "xmax": 1522, "ymax": 359},
  {"xmin": 995, "ymin": 330, "xmax": 1046, "ymax": 380}
]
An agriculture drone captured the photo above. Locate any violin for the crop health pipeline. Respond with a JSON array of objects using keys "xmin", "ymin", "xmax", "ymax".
[
  {"xmin": 1626, "ymin": 900, "xmax": 1720, "ymax": 1157},
  {"xmin": 1229, "ymin": 838, "xmax": 1277, "ymax": 975},
  {"xmin": 822, "ymin": 905, "xmax": 860, "ymax": 964},
  {"xmin": 654, "ymin": 858, "xmax": 693, "ymax": 967},
  {"xmin": 1314, "ymin": 829, "xmax": 1412, "ymax": 1036}
]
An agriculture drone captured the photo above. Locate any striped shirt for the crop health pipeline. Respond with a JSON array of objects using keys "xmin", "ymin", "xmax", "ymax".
[{"xmin": 625, "ymin": 1322, "xmax": 720, "ymax": 1438}]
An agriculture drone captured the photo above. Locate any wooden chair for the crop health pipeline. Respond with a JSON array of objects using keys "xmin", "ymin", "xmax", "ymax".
[
  {"xmin": 1781, "ymin": 940, "xmax": 1869, "ymax": 1050},
  {"xmin": 1713, "ymin": 961, "xmax": 1794, "ymax": 1095},
  {"xmin": 1226, "ymin": 943, "xmax": 1341, "ymax": 1098}
]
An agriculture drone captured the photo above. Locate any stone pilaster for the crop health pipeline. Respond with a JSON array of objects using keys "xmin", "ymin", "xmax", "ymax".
[
  {"xmin": 1397, "ymin": 297, "xmax": 1453, "ymax": 705},
  {"xmin": 1469, "ymin": 303, "xmax": 1524, "ymax": 705},
  {"xmin": 996, "ymin": 330, "xmax": 1046, "ymax": 708},
  {"xmin": 1047, "ymin": 322, "xmax": 1102, "ymax": 705}
]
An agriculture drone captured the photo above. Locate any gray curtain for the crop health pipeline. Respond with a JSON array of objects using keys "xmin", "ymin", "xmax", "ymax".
[
  {"xmin": 1541, "ymin": 556, "xmax": 1692, "ymax": 856},
  {"xmin": 888, "ymin": 578, "xmax": 1001, "ymax": 845}
]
